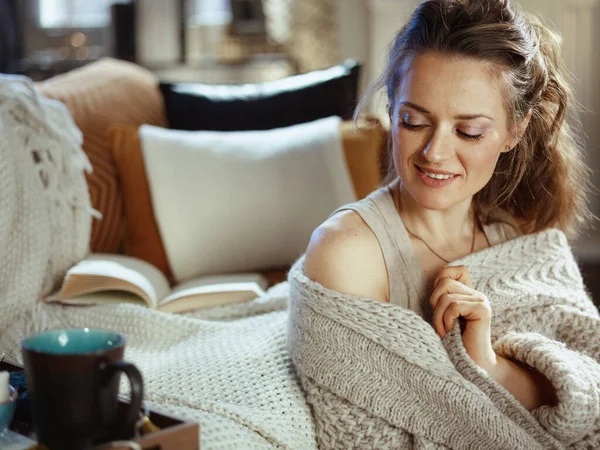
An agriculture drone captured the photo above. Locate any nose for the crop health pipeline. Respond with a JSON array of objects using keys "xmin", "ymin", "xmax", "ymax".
[{"xmin": 422, "ymin": 127, "xmax": 454, "ymax": 164}]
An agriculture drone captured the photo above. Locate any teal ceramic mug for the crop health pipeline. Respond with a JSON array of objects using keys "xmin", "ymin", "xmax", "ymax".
[{"xmin": 21, "ymin": 328, "xmax": 143, "ymax": 450}]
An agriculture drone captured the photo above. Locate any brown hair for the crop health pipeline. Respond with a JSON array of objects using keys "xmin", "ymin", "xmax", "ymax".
[{"xmin": 358, "ymin": 0, "xmax": 594, "ymax": 238}]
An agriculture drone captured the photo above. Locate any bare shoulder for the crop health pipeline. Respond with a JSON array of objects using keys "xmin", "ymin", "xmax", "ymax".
[{"xmin": 303, "ymin": 210, "xmax": 389, "ymax": 302}]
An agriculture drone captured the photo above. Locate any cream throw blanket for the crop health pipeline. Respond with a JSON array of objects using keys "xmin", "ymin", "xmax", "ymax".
[
  {"xmin": 0, "ymin": 75, "xmax": 92, "ymax": 360},
  {"xmin": 289, "ymin": 229, "xmax": 600, "ymax": 449}
]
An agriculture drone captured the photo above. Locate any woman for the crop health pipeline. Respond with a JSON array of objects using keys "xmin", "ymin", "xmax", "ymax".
[{"xmin": 289, "ymin": 0, "xmax": 599, "ymax": 448}]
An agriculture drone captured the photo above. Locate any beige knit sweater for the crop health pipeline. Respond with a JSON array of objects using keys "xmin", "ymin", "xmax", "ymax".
[{"xmin": 288, "ymin": 229, "xmax": 600, "ymax": 449}]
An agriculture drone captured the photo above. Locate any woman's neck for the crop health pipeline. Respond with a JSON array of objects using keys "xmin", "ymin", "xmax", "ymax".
[{"xmin": 392, "ymin": 180, "xmax": 476, "ymax": 249}]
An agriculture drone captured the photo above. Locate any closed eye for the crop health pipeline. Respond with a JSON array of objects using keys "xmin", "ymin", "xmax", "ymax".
[
  {"xmin": 399, "ymin": 120, "xmax": 428, "ymax": 131},
  {"xmin": 400, "ymin": 120, "xmax": 484, "ymax": 141},
  {"xmin": 457, "ymin": 130, "xmax": 483, "ymax": 141}
]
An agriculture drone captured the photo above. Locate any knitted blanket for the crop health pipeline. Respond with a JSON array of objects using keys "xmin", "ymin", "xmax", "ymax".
[
  {"xmin": 30, "ymin": 284, "xmax": 317, "ymax": 450},
  {"xmin": 0, "ymin": 75, "xmax": 92, "ymax": 360},
  {"xmin": 288, "ymin": 229, "xmax": 600, "ymax": 449}
]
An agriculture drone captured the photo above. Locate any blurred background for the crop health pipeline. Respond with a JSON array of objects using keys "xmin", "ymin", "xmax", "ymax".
[{"xmin": 0, "ymin": 0, "xmax": 599, "ymax": 231}]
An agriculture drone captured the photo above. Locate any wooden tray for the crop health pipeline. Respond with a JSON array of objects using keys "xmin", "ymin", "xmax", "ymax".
[{"xmin": 0, "ymin": 360, "xmax": 199, "ymax": 450}]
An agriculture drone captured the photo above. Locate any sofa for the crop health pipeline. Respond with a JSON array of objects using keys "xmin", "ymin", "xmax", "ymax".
[{"xmin": 35, "ymin": 57, "xmax": 389, "ymax": 290}]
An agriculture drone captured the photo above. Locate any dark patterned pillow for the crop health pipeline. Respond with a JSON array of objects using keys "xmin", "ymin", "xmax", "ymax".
[{"xmin": 159, "ymin": 59, "xmax": 361, "ymax": 131}]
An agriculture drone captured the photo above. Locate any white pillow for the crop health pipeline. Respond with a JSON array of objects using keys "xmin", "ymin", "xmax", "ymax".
[{"xmin": 140, "ymin": 116, "xmax": 356, "ymax": 282}]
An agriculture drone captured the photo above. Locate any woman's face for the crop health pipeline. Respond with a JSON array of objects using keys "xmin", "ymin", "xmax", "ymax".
[{"xmin": 391, "ymin": 52, "xmax": 519, "ymax": 211}]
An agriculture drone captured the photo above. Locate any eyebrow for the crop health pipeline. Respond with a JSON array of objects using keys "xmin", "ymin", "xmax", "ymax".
[{"xmin": 399, "ymin": 101, "xmax": 494, "ymax": 122}]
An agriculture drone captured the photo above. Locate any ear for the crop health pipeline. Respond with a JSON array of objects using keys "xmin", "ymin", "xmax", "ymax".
[{"xmin": 505, "ymin": 110, "xmax": 532, "ymax": 151}]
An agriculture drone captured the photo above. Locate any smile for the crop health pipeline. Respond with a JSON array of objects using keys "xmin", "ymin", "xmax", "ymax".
[
  {"xmin": 415, "ymin": 165, "xmax": 459, "ymax": 188},
  {"xmin": 417, "ymin": 166, "xmax": 459, "ymax": 179},
  {"xmin": 422, "ymin": 170, "xmax": 455, "ymax": 180}
]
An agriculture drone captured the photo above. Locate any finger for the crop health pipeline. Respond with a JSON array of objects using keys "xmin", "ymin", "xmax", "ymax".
[
  {"xmin": 434, "ymin": 265, "xmax": 472, "ymax": 288},
  {"xmin": 443, "ymin": 300, "xmax": 491, "ymax": 336},
  {"xmin": 432, "ymin": 293, "xmax": 471, "ymax": 338},
  {"xmin": 429, "ymin": 277, "xmax": 473, "ymax": 310},
  {"xmin": 432, "ymin": 293, "xmax": 448, "ymax": 337},
  {"xmin": 443, "ymin": 301, "xmax": 464, "ymax": 336},
  {"xmin": 434, "ymin": 265, "xmax": 473, "ymax": 289},
  {"xmin": 433, "ymin": 294, "xmax": 485, "ymax": 338}
]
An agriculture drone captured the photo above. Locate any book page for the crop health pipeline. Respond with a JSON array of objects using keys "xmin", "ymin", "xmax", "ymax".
[
  {"xmin": 159, "ymin": 287, "xmax": 264, "ymax": 314},
  {"xmin": 55, "ymin": 291, "xmax": 148, "ymax": 307},
  {"xmin": 158, "ymin": 273, "xmax": 268, "ymax": 312},
  {"xmin": 59, "ymin": 254, "xmax": 171, "ymax": 307}
]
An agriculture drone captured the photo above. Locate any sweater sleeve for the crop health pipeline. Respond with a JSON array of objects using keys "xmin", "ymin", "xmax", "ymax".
[{"xmin": 494, "ymin": 331, "xmax": 600, "ymax": 445}]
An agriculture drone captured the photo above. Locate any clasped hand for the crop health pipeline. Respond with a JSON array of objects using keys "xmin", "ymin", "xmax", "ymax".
[{"xmin": 429, "ymin": 265, "xmax": 497, "ymax": 371}]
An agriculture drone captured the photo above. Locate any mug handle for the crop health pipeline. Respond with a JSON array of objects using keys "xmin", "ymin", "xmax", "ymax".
[{"xmin": 102, "ymin": 361, "xmax": 144, "ymax": 439}]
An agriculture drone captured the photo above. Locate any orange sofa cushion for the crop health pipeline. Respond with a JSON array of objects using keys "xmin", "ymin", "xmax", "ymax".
[
  {"xmin": 109, "ymin": 119, "xmax": 386, "ymax": 279},
  {"xmin": 38, "ymin": 58, "xmax": 167, "ymax": 253},
  {"xmin": 340, "ymin": 117, "xmax": 386, "ymax": 200},
  {"xmin": 109, "ymin": 124, "xmax": 174, "ymax": 282}
]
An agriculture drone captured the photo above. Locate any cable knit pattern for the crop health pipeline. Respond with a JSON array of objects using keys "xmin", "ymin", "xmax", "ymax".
[
  {"xmin": 289, "ymin": 228, "xmax": 600, "ymax": 449},
  {"xmin": 0, "ymin": 75, "xmax": 91, "ymax": 360}
]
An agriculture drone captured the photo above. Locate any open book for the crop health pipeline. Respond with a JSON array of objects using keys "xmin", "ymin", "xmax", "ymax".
[{"xmin": 48, "ymin": 254, "xmax": 269, "ymax": 314}]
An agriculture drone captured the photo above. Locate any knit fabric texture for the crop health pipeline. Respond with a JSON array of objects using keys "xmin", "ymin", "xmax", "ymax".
[
  {"xmin": 0, "ymin": 75, "xmax": 92, "ymax": 360},
  {"xmin": 21, "ymin": 288, "xmax": 315, "ymax": 450},
  {"xmin": 288, "ymin": 228, "xmax": 600, "ymax": 449}
]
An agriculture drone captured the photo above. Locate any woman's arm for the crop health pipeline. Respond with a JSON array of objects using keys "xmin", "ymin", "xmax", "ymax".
[
  {"xmin": 431, "ymin": 264, "xmax": 600, "ymax": 444},
  {"xmin": 494, "ymin": 328, "xmax": 600, "ymax": 445},
  {"xmin": 479, "ymin": 354, "xmax": 557, "ymax": 410},
  {"xmin": 429, "ymin": 266, "xmax": 557, "ymax": 411}
]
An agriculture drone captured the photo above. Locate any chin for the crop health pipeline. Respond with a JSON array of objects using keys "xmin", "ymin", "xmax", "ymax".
[
  {"xmin": 404, "ymin": 183, "xmax": 465, "ymax": 211},
  {"xmin": 414, "ymin": 194, "xmax": 456, "ymax": 211}
]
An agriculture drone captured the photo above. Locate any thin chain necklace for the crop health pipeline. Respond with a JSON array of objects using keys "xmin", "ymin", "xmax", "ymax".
[
  {"xmin": 393, "ymin": 189, "xmax": 478, "ymax": 264},
  {"xmin": 404, "ymin": 218, "xmax": 477, "ymax": 264}
]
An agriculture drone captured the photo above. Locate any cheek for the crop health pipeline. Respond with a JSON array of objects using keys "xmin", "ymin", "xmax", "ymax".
[
  {"xmin": 463, "ymin": 145, "xmax": 503, "ymax": 180},
  {"xmin": 392, "ymin": 129, "xmax": 422, "ymax": 163},
  {"xmin": 391, "ymin": 133, "xmax": 414, "ymax": 178}
]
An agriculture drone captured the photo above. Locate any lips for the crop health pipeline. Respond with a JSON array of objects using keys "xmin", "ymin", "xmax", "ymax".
[
  {"xmin": 416, "ymin": 165, "xmax": 459, "ymax": 179},
  {"xmin": 415, "ymin": 165, "xmax": 459, "ymax": 188}
]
